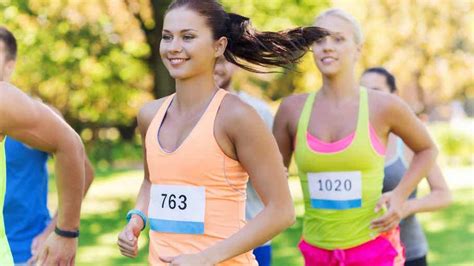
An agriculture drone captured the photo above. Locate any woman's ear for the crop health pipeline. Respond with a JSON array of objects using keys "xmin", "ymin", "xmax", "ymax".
[
  {"xmin": 214, "ymin": 36, "xmax": 228, "ymax": 58},
  {"xmin": 4, "ymin": 59, "xmax": 16, "ymax": 81}
]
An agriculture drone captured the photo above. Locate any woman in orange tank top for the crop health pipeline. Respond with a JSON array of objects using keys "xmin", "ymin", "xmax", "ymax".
[{"xmin": 116, "ymin": 0, "xmax": 328, "ymax": 265}]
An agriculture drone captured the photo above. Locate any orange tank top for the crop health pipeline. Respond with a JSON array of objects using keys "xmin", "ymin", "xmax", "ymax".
[{"xmin": 145, "ymin": 89, "xmax": 257, "ymax": 265}]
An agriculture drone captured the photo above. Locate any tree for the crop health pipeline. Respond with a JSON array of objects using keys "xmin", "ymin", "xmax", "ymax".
[
  {"xmin": 332, "ymin": 0, "xmax": 474, "ymax": 108},
  {"xmin": 1, "ymin": 0, "xmax": 152, "ymax": 139},
  {"xmin": 223, "ymin": 0, "xmax": 473, "ymax": 107},
  {"xmin": 4, "ymin": 0, "xmax": 468, "ymax": 140},
  {"xmin": 123, "ymin": 0, "xmax": 174, "ymax": 99}
]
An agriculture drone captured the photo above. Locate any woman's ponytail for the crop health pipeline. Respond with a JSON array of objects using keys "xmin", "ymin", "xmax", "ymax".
[{"xmin": 167, "ymin": 0, "xmax": 329, "ymax": 72}]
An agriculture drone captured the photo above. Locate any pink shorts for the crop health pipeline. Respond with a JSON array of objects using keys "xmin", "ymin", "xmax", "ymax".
[{"xmin": 298, "ymin": 228, "xmax": 405, "ymax": 266}]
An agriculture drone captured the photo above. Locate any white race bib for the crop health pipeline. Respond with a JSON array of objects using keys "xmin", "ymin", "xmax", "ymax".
[
  {"xmin": 148, "ymin": 184, "xmax": 205, "ymax": 234},
  {"xmin": 308, "ymin": 171, "xmax": 362, "ymax": 210}
]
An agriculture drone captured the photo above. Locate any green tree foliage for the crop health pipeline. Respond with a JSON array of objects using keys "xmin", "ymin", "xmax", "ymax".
[
  {"xmin": 1, "ymin": 0, "xmax": 152, "ymax": 133},
  {"xmin": 0, "ymin": 0, "xmax": 331, "ymax": 133},
  {"xmin": 332, "ymin": 0, "xmax": 473, "ymax": 107},
  {"xmin": 1, "ymin": 0, "xmax": 471, "ymax": 138},
  {"xmin": 226, "ymin": 0, "xmax": 473, "ymax": 106},
  {"xmin": 122, "ymin": 0, "xmax": 174, "ymax": 99}
]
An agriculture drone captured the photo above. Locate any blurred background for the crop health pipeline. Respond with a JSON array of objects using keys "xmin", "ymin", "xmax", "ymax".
[{"xmin": 1, "ymin": 0, "xmax": 473, "ymax": 265}]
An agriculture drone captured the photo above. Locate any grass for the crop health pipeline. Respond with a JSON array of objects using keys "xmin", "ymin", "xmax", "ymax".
[
  {"xmin": 44, "ymin": 168, "xmax": 473, "ymax": 265},
  {"xmin": 418, "ymin": 188, "xmax": 474, "ymax": 265}
]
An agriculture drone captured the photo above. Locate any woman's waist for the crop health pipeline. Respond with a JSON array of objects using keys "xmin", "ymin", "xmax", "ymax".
[
  {"xmin": 149, "ymin": 224, "xmax": 247, "ymax": 250},
  {"xmin": 301, "ymin": 216, "xmax": 381, "ymax": 250},
  {"xmin": 149, "ymin": 234, "xmax": 257, "ymax": 265},
  {"xmin": 303, "ymin": 203, "xmax": 382, "ymax": 223}
]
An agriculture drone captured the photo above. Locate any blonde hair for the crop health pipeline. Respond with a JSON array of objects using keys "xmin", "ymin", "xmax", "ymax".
[{"xmin": 314, "ymin": 8, "xmax": 364, "ymax": 45}]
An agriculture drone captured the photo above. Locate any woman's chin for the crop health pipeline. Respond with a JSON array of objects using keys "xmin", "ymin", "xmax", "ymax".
[
  {"xmin": 169, "ymin": 72, "xmax": 191, "ymax": 80},
  {"xmin": 318, "ymin": 66, "xmax": 341, "ymax": 77}
]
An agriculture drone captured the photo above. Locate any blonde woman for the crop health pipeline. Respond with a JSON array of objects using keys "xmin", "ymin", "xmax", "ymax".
[{"xmin": 273, "ymin": 9, "xmax": 438, "ymax": 265}]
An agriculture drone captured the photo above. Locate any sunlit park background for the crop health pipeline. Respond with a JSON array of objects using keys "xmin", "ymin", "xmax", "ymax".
[{"xmin": 1, "ymin": 0, "xmax": 473, "ymax": 265}]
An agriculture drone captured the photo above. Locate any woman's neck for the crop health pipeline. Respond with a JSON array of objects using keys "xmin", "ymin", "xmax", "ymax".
[
  {"xmin": 173, "ymin": 72, "xmax": 218, "ymax": 113},
  {"xmin": 320, "ymin": 70, "xmax": 359, "ymax": 102}
]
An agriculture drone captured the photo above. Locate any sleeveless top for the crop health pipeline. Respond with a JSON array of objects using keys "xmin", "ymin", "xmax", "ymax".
[
  {"xmin": 0, "ymin": 138, "xmax": 14, "ymax": 265},
  {"xmin": 295, "ymin": 88, "xmax": 386, "ymax": 249},
  {"xmin": 4, "ymin": 138, "xmax": 50, "ymax": 263},
  {"xmin": 145, "ymin": 89, "xmax": 256, "ymax": 265}
]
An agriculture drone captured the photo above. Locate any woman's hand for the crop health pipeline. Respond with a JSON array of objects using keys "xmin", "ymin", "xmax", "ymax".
[
  {"xmin": 117, "ymin": 216, "xmax": 143, "ymax": 258},
  {"xmin": 371, "ymin": 191, "xmax": 407, "ymax": 232}
]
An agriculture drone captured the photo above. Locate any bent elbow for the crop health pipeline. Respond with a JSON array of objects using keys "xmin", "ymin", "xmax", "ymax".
[
  {"xmin": 65, "ymin": 130, "xmax": 85, "ymax": 156},
  {"xmin": 287, "ymin": 212, "xmax": 296, "ymax": 228},
  {"xmin": 282, "ymin": 203, "xmax": 296, "ymax": 228},
  {"xmin": 434, "ymin": 189, "xmax": 453, "ymax": 209},
  {"xmin": 443, "ymin": 190, "xmax": 453, "ymax": 208}
]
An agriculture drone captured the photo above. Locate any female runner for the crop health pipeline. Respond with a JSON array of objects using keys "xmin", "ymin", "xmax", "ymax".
[
  {"xmin": 117, "ymin": 0, "xmax": 328, "ymax": 265},
  {"xmin": 273, "ymin": 9, "xmax": 438, "ymax": 265}
]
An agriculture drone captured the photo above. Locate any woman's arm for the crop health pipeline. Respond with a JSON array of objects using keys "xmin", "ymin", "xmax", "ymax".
[
  {"xmin": 388, "ymin": 95, "xmax": 438, "ymax": 199},
  {"xmin": 117, "ymin": 100, "xmax": 162, "ymax": 258},
  {"xmin": 372, "ymin": 94, "xmax": 438, "ymax": 231},
  {"xmin": 402, "ymin": 162, "xmax": 452, "ymax": 218},
  {"xmin": 273, "ymin": 97, "xmax": 297, "ymax": 168}
]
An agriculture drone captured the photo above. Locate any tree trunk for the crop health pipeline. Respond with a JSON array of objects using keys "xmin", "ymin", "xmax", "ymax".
[
  {"xmin": 118, "ymin": 121, "xmax": 137, "ymax": 141},
  {"xmin": 149, "ymin": 0, "xmax": 174, "ymax": 99}
]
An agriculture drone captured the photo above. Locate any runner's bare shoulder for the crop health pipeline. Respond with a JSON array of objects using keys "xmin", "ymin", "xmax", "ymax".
[
  {"xmin": 137, "ymin": 97, "xmax": 169, "ymax": 135},
  {"xmin": 366, "ymin": 88, "xmax": 411, "ymax": 125},
  {"xmin": 280, "ymin": 93, "xmax": 309, "ymax": 115},
  {"xmin": 0, "ymin": 82, "xmax": 37, "ymax": 130},
  {"xmin": 217, "ymin": 93, "xmax": 260, "ymax": 127},
  {"xmin": 277, "ymin": 93, "xmax": 310, "ymax": 131}
]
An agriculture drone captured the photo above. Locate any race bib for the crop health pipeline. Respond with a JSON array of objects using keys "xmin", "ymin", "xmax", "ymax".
[
  {"xmin": 148, "ymin": 184, "xmax": 205, "ymax": 234},
  {"xmin": 308, "ymin": 171, "xmax": 362, "ymax": 210}
]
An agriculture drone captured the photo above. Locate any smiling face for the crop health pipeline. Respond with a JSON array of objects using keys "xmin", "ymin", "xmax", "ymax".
[
  {"xmin": 160, "ymin": 7, "xmax": 226, "ymax": 81},
  {"xmin": 312, "ymin": 15, "xmax": 361, "ymax": 77}
]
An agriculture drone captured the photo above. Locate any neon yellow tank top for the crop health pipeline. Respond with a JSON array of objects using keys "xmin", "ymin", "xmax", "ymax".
[
  {"xmin": 0, "ymin": 137, "xmax": 14, "ymax": 265},
  {"xmin": 295, "ymin": 88, "xmax": 385, "ymax": 249}
]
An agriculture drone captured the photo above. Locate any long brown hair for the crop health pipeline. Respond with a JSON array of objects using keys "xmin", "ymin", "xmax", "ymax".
[{"xmin": 167, "ymin": 0, "xmax": 329, "ymax": 72}]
